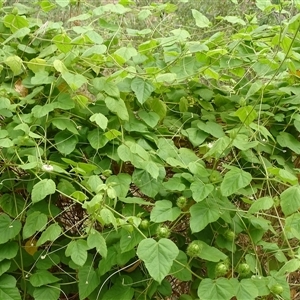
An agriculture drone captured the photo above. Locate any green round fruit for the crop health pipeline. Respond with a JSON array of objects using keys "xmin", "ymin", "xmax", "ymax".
[
  {"xmin": 224, "ymin": 229, "xmax": 236, "ymax": 242},
  {"xmin": 215, "ymin": 262, "xmax": 229, "ymax": 277},
  {"xmin": 156, "ymin": 225, "xmax": 171, "ymax": 239},
  {"xmin": 140, "ymin": 219, "xmax": 150, "ymax": 230},
  {"xmin": 270, "ymin": 284, "xmax": 283, "ymax": 295},
  {"xmin": 176, "ymin": 196, "xmax": 187, "ymax": 209},
  {"xmin": 237, "ymin": 263, "xmax": 251, "ymax": 276},
  {"xmin": 123, "ymin": 224, "xmax": 134, "ymax": 233},
  {"xmin": 186, "ymin": 241, "xmax": 203, "ymax": 257}
]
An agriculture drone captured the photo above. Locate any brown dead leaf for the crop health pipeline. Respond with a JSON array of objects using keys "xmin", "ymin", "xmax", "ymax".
[{"xmin": 14, "ymin": 79, "xmax": 28, "ymax": 97}]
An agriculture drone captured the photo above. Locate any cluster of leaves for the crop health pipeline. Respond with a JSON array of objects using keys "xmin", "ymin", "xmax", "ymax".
[{"xmin": 1, "ymin": 0, "xmax": 300, "ymax": 299}]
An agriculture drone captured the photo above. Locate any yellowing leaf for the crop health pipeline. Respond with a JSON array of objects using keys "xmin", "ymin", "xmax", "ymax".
[
  {"xmin": 5, "ymin": 55, "xmax": 23, "ymax": 75},
  {"xmin": 24, "ymin": 238, "xmax": 38, "ymax": 256},
  {"xmin": 192, "ymin": 9, "xmax": 210, "ymax": 28}
]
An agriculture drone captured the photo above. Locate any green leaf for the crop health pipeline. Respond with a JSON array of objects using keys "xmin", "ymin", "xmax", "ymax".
[
  {"xmin": 87, "ymin": 229, "xmax": 107, "ymax": 258},
  {"xmin": 98, "ymin": 246, "xmax": 118, "ymax": 276},
  {"xmin": 4, "ymin": 27, "xmax": 30, "ymax": 44},
  {"xmin": 0, "ymin": 242, "xmax": 18, "ymax": 261},
  {"xmin": 155, "ymin": 73, "xmax": 177, "ymax": 83},
  {"xmin": 32, "ymin": 179, "xmax": 56, "ymax": 203},
  {"xmin": 197, "ymin": 121, "xmax": 224, "ymax": 138},
  {"xmin": 190, "ymin": 201, "xmax": 220, "ymax": 233},
  {"xmin": 150, "ymin": 200, "xmax": 181, "ymax": 223},
  {"xmin": 93, "ymin": 78, "xmax": 120, "ymax": 98},
  {"xmin": 280, "ymin": 185, "xmax": 300, "ymax": 216},
  {"xmin": 250, "ymin": 123, "xmax": 274, "ymax": 142},
  {"xmin": 198, "ymin": 278, "xmax": 235, "ymax": 300},
  {"xmin": 138, "ymin": 110, "xmax": 160, "ymax": 128},
  {"xmin": 82, "ymin": 45, "xmax": 107, "ymax": 57},
  {"xmin": 220, "ymin": 168, "xmax": 252, "ymax": 196},
  {"xmin": 248, "ymin": 197, "xmax": 274, "ymax": 214},
  {"xmin": 233, "ymin": 134, "xmax": 258, "ymax": 150},
  {"xmin": 0, "ymin": 214, "xmax": 22, "ymax": 244},
  {"xmin": 204, "ymin": 136, "xmax": 231, "ymax": 158},
  {"xmin": 0, "ymin": 261, "xmax": 11, "ymax": 277},
  {"xmin": 114, "ymin": 46, "xmax": 137, "ymax": 63},
  {"xmin": 33, "ymin": 286, "xmax": 60, "ymax": 300},
  {"xmin": 52, "ymin": 118, "xmax": 79, "ymax": 135},
  {"xmin": 52, "ymin": 33, "xmax": 72, "ymax": 53},
  {"xmin": 235, "ymin": 106, "xmax": 257, "ymax": 125},
  {"xmin": 137, "ymin": 238, "xmax": 179, "ymax": 283},
  {"xmin": 0, "ymin": 100, "xmax": 10, "ymax": 110},
  {"xmin": 70, "ymin": 191, "xmax": 88, "ymax": 202},
  {"xmin": 192, "ymin": 9, "xmax": 210, "ymax": 28},
  {"xmin": 3, "ymin": 14, "xmax": 29, "ymax": 33},
  {"xmin": 29, "ymin": 270, "xmax": 60, "ymax": 287},
  {"xmin": 234, "ymin": 278, "xmax": 258, "ymax": 300},
  {"xmin": 190, "ymin": 180, "xmax": 214, "ymax": 202},
  {"xmin": 37, "ymin": 223, "xmax": 62, "ymax": 246},
  {"xmin": 118, "ymin": 142, "xmax": 148, "ymax": 168},
  {"xmin": 86, "ymin": 176, "xmax": 103, "ymax": 194},
  {"xmin": 119, "ymin": 197, "xmax": 153, "ymax": 205},
  {"xmin": 278, "ymin": 169, "xmax": 298, "ymax": 185},
  {"xmin": 277, "ymin": 258, "xmax": 300, "ymax": 276},
  {"xmin": 285, "ymin": 213, "xmax": 300, "ymax": 239},
  {"xmin": 148, "ymin": 98, "xmax": 167, "ymax": 120},
  {"xmin": 0, "ymin": 194, "xmax": 25, "ymax": 218},
  {"xmin": 132, "ymin": 169, "xmax": 162, "ymax": 197},
  {"xmin": 5, "ymin": 56, "xmax": 23, "ymax": 75},
  {"xmin": 27, "ymin": 58, "xmax": 47, "ymax": 73},
  {"xmin": 55, "ymin": 0, "xmax": 70, "ymax": 8},
  {"xmin": 105, "ymin": 97, "xmax": 129, "ymax": 121},
  {"xmin": 170, "ymin": 251, "xmax": 192, "ymax": 281},
  {"xmin": 277, "ymin": 132, "xmax": 300, "ymax": 154},
  {"xmin": 145, "ymin": 161, "xmax": 160, "ymax": 179},
  {"xmin": 198, "ymin": 241, "xmax": 227, "ymax": 262},
  {"xmin": 163, "ymin": 177, "xmax": 186, "ymax": 191},
  {"xmin": 246, "ymin": 81, "xmax": 263, "ymax": 99},
  {"xmin": 106, "ymin": 173, "xmax": 131, "ymax": 198},
  {"xmin": 78, "ymin": 266, "xmax": 100, "ymax": 300},
  {"xmin": 102, "ymin": 277, "xmax": 134, "ymax": 300},
  {"xmin": 54, "ymin": 131, "xmax": 78, "ymax": 155},
  {"xmin": 32, "ymin": 103, "xmax": 55, "ymax": 118},
  {"xmin": 62, "ymin": 72, "xmax": 88, "ymax": 90},
  {"xmin": 255, "ymin": 0, "xmax": 272, "ymax": 11},
  {"xmin": 131, "ymin": 78, "xmax": 155, "ymax": 104},
  {"xmin": 55, "ymin": 93, "xmax": 75, "ymax": 110},
  {"xmin": 31, "ymin": 71, "xmax": 56, "ymax": 85},
  {"xmin": 90, "ymin": 113, "xmax": 108, "ymax": 130},
  {"xmin": 100, "ymin": 208, "xmax": 117, "ymax": 230},
  {"xmin": 52, "ymin": 59, "xmax": 66, "ymax": 73},
  {"xmin": 65, "ymin": 240, "xmax": 89, "ymax": 266},
  {"xmin": 223, "ymin": 16, "xmax": 246, "ymax": 26},
  {"xmin": 23, "ymin": 211, "xmax": 47, "ymax": 239},
  {"xmin": 0, "ymin": 274, "xmax": 21, "ymax": 300},
  {"xmin": 88, "ymin": 129, "xmax": 109, "ymax": 150},
  {"xmin": 184, "ymin": 128, "xmax": 209, "ymax": 147},
  {"xmin": 120, "ymin": 228, "xmax": 144, "ymax": 253}
]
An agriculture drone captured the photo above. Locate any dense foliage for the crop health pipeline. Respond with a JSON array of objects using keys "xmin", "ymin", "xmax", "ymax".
[{"xmin": 1, "ymin": 0, "xmax": 300, "ymax": 299}]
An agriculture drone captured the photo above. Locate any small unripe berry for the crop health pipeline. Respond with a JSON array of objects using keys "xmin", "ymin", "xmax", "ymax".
[
  {"xmin": 237, "ymin": 263, "xmax": 251, "ymax": 276},
  {"xmin": 186, "ymin": 241, "xmax": 203, "ymax": 257},
  {"xmin": 140, "ymin": 219, "xmax": 150, "ymax": 230},
  {"xmin": 224, "ymin": 229, "xmax": 236, "ymax": 241},
  {"xmin": 156, "ymin": 225, "xmax": 171, "ymax": 239},
  {"xmin": 215, "ymin": 262, "xmax": 229, "ymax": 277},
  {"xmin": 270, "ymin": 284, "xmax": 283, "ymax": 295},
  {"xmin": 176, "ymin": 196, "xmax": 187, "ymax": 209}
]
